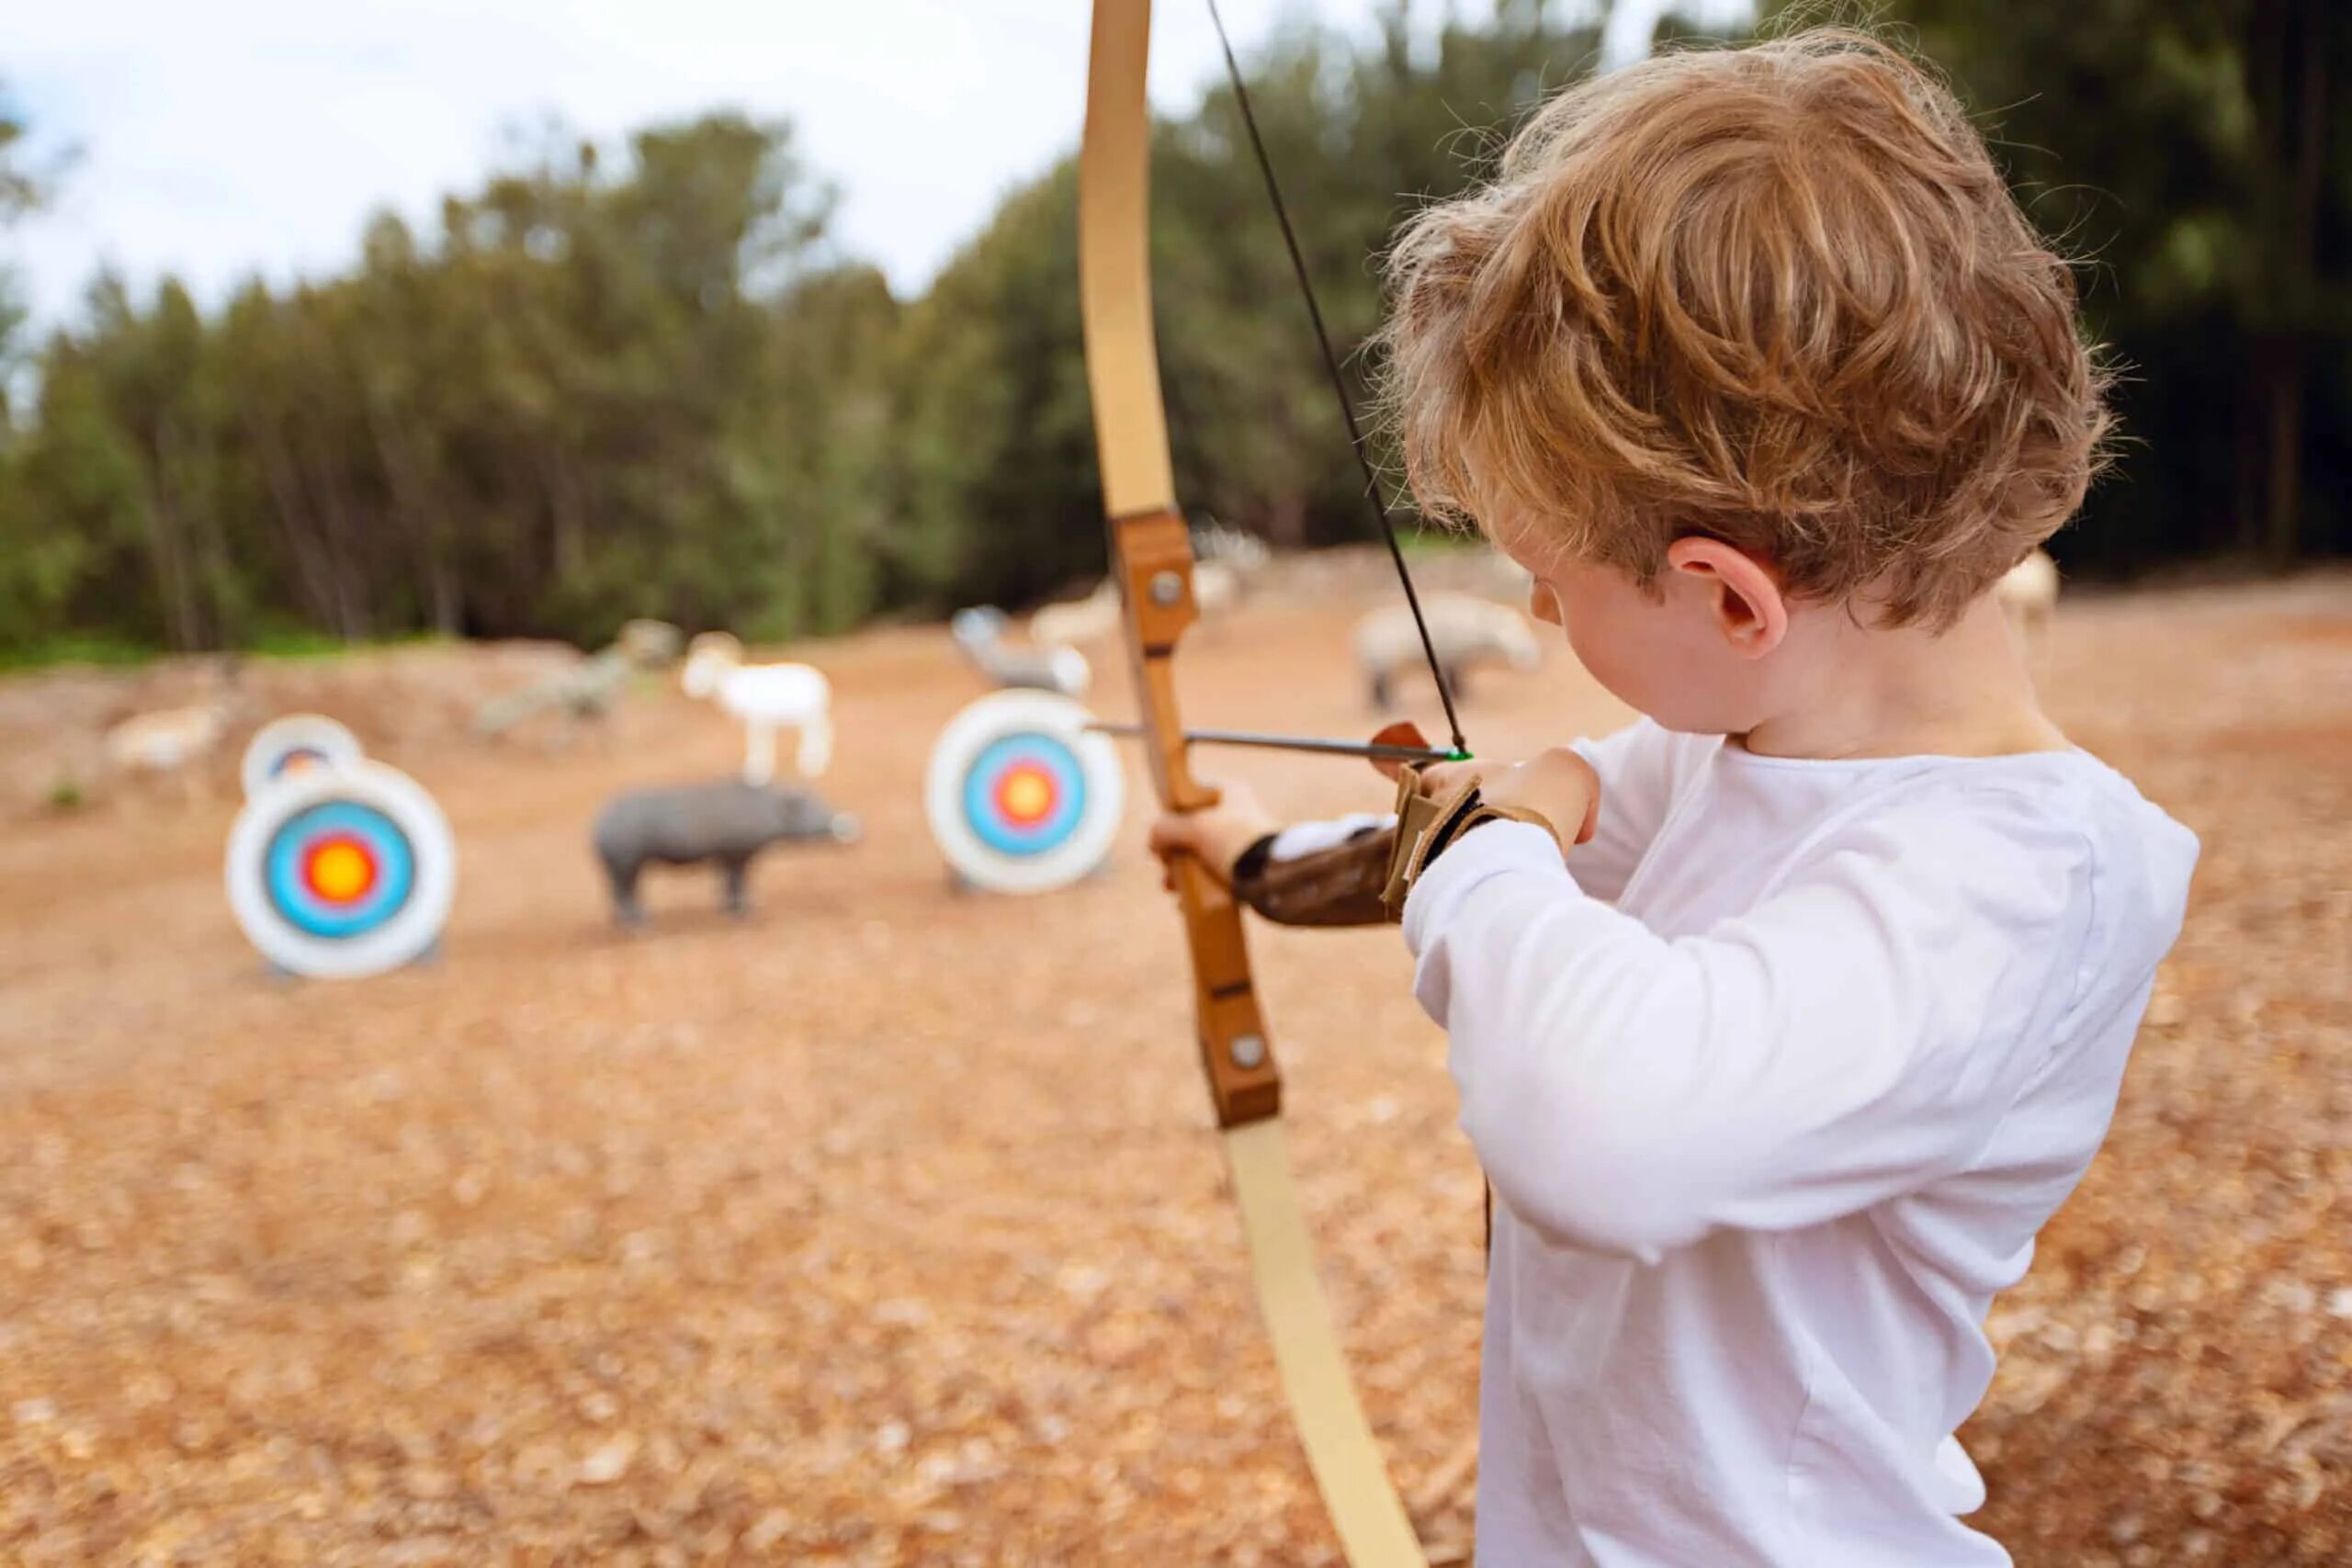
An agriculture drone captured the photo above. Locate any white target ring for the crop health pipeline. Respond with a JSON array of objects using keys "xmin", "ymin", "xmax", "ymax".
[
  {"xmin": 225, "ymin": 759, "xmax": 458, "ymax": 978},
  {"xmin": 924, "ymin": 691, "xmax": 1125, "ymax": 895},
  {"xmin": 240, "ymin": 714, "xmax": 365, "ymax": 798}
]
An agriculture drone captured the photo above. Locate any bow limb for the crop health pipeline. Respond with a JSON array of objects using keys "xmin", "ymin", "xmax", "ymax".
[{"xmin": 1078, "ymin": 4, "xmax": 1428, "ymax": 1563}]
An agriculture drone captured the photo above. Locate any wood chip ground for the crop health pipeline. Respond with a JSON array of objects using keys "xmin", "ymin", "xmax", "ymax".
[{"xmin": 1, "ymin": 575, "xmax": 2344, "ymax": 1564}]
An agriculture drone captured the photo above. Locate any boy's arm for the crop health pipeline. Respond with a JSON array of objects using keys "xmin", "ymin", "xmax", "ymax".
[
  {"xmin": 1405, "ymin": 794, "xmax": 2099, "ymax": 1262},
  {"xmin": 1148, "ymin": 786, "xmax": 1397, "ymax": 927},
  {"xmin": 1203, "ymin": 720, "xmax": 1679, "ymax": 927}
]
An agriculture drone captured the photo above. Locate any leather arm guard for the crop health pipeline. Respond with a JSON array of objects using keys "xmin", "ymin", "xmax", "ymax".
[
  {"xmin": 1229, "ymin": 765, "xmax": 1555, "ymax": 928},
  {"xmin": 1230, "ymin": 822, "xmax": 1398, "ymax": 928}
]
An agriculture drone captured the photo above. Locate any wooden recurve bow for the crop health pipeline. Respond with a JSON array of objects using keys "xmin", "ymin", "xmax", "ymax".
[{"xmin": 1077, "ymin": 4, "xmax": 1451, "ymax": 1562}]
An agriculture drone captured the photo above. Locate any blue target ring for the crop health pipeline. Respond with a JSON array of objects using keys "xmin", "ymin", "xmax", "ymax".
[
  {"xmin": 263, "ymin": 799, "xmax": 417, "ymax": 939},
  {"xmin": 961, "ymin": 733, "xmax": 1089, "ymax": 857}
]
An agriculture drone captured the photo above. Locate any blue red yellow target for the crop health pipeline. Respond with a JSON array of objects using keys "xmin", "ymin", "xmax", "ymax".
[
  {"xmin": 226, "ymin": 759, "xmax": 456, "ymax": 978},
  {"xmin": 925, "ymin": 692, "xmax": 1125, "ymax": 894},
  {"xmin": 963, "ymin": 734, "xmax": 1090, "ymax": 857},
  {"xmin": 262, "ymin": 800, "xmax": 417, "ymax": 939},
  {"xmin": 241, "ymin": 714, "xmax": 364, "ymax": 798}
]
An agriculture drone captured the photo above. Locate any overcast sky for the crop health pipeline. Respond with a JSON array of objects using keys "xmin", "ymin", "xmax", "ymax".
[{"xmin": 8, "ymin": 1, "xmax": 1746, "ymax": 333}]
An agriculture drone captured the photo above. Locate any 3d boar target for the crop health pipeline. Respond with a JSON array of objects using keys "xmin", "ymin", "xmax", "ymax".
[
  {"xmin": 225, "ymin": 759, "xmax": 457, "ymax": 978},
  {"xmin": 924, "ymin": 692, "xmax": 1124, "ymax": 895}
]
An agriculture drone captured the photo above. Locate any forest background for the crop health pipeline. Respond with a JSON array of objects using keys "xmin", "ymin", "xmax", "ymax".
[{"xmin": 0, "ymin": 0, "xmax": 2340, "ymax": 661}]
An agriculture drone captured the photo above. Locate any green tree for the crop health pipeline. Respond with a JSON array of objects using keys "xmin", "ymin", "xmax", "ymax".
[{"xmin": 5, "ymin": 4, "xmax": 2335, "ymax": 663}]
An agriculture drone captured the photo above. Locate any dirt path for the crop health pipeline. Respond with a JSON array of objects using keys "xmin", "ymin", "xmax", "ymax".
[{"xmin": 0, "ymin": 579, "xmax": 2345, "ymax": 1564}]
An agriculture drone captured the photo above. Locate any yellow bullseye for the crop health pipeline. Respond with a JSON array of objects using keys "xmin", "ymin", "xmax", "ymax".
[
  {"xmin": 309, "ymin": 840, "xmax": 373, "ymax": 901},
  {"xmin": 999, "ymin": 768, "xmax": 1054, "ymax": 823}
]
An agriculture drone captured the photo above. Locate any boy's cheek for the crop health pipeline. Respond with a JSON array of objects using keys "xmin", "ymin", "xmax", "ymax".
[
  {"xmin": 1546, "ymin": 563, "xmax": 1757, "ymax": 730},
  {"xmin": 1566, "ymin": 613, "xmax": 1758, "ymax": 735}
]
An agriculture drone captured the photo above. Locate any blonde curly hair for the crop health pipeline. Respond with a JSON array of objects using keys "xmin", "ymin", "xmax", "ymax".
[{"xmin": 1377, "ymin": 28, "xmax": 2110, "ymax": 627}]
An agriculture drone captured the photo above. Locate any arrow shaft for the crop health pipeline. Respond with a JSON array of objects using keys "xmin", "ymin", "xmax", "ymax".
[{"xmin": 1089, "ymin": 721, "xmax": 1463, "ymax": 764}]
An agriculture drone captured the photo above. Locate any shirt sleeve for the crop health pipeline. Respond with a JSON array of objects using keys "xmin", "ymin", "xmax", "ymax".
[
  {"xmin": 1565, "ymin": 720, "xmax": 1685, "ymax": 905},
  {"xmin": 1401, "ymin": 793, "xmax": 2092, "ymax": 1262},
  {"xmin": 1267, "ymin": 813, "xmax": 1394, "ymax": 863}
]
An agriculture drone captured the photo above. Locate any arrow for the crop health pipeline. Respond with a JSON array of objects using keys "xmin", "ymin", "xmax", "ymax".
[{"xmin": 1087, "ymin": 721, "xmax": 1466, "ymax": 765}]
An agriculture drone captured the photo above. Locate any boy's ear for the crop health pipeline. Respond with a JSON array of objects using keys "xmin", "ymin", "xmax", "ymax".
[{"xmin": 1665, "ymin": 536, "xmax": 1789, "ymax": 658}]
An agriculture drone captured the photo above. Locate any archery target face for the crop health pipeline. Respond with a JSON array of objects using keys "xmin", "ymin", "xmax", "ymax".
[
  {"xmin": 225, "ymin": 760, "xmax": 456, "ymax": 978},
  {"xmin": 925, "ymin": 692, "xmax": 1125, "ymax": 894},
  {"xmin": 240, "ymin": 714, "xmax": 365, "ymax": 798}
]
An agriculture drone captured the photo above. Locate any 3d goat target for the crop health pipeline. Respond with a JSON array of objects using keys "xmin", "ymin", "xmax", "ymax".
[
  {"xmin": 240, "ymin": 714, "xmax": 365, "ymax": 798},
  {"xmin": 225, "ymin": 760, "xmax": 457, "ymax": 978},
  {"xmin": 924, "ymin": 691, "xmax": 1125, "ymax": 894}
]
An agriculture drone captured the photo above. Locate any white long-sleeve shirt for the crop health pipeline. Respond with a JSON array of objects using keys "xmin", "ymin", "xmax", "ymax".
[{"xmin": 1393, "ymin": 721, "xmax": 2198, "ymax": 1566}]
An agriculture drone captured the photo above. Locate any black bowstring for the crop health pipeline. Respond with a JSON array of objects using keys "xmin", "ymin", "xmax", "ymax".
[
  {"xmin": 1206, "ymin": 3, "xmax": 1495, "ymax": 1281},
  {"xmin": 1203, "ymin": 0, "xmax": 1470, "ymax": 760}
]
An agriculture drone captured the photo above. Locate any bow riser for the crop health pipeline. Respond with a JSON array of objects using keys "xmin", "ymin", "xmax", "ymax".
[
  {"xmin": 1112, "ymin": 509, "xmax": 1283, "ymax": 1127},
  {"xmin": 1083, "ymin": 0, "xmax": 1280, "ymax": 1134}
]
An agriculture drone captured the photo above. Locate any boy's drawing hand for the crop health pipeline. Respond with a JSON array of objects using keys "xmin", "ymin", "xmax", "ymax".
[
  {"xmin": 1418, "ymin": 748, "xmax": 1602, "ymax": 858},
  {"xmin": 1147, "ymin": 782, "xmax": 1280, "ymax": 891}
]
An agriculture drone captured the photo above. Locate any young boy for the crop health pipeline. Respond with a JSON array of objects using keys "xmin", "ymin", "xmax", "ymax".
[{"xmin": 1149, "ymin": 30, "xmax": 2198, "ymax": 1567}]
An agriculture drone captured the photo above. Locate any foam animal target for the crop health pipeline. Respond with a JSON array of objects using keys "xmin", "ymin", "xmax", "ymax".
[
  {"xmin": 924, "ymin": 691, "xmax": 1125, "ymax": 894},
  {"xmin": 225, "ymin": 760, "xmax": 457, "ymax": 978},
  {"xmin": 241, "ymin": 714, "xmax": 365, "ymax": 798}
]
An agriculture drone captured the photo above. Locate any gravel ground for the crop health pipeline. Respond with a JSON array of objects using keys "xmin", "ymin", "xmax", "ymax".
[{"xmin": 0, "ymin": 576, "xmax": 2344, "ymax": 1565}]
